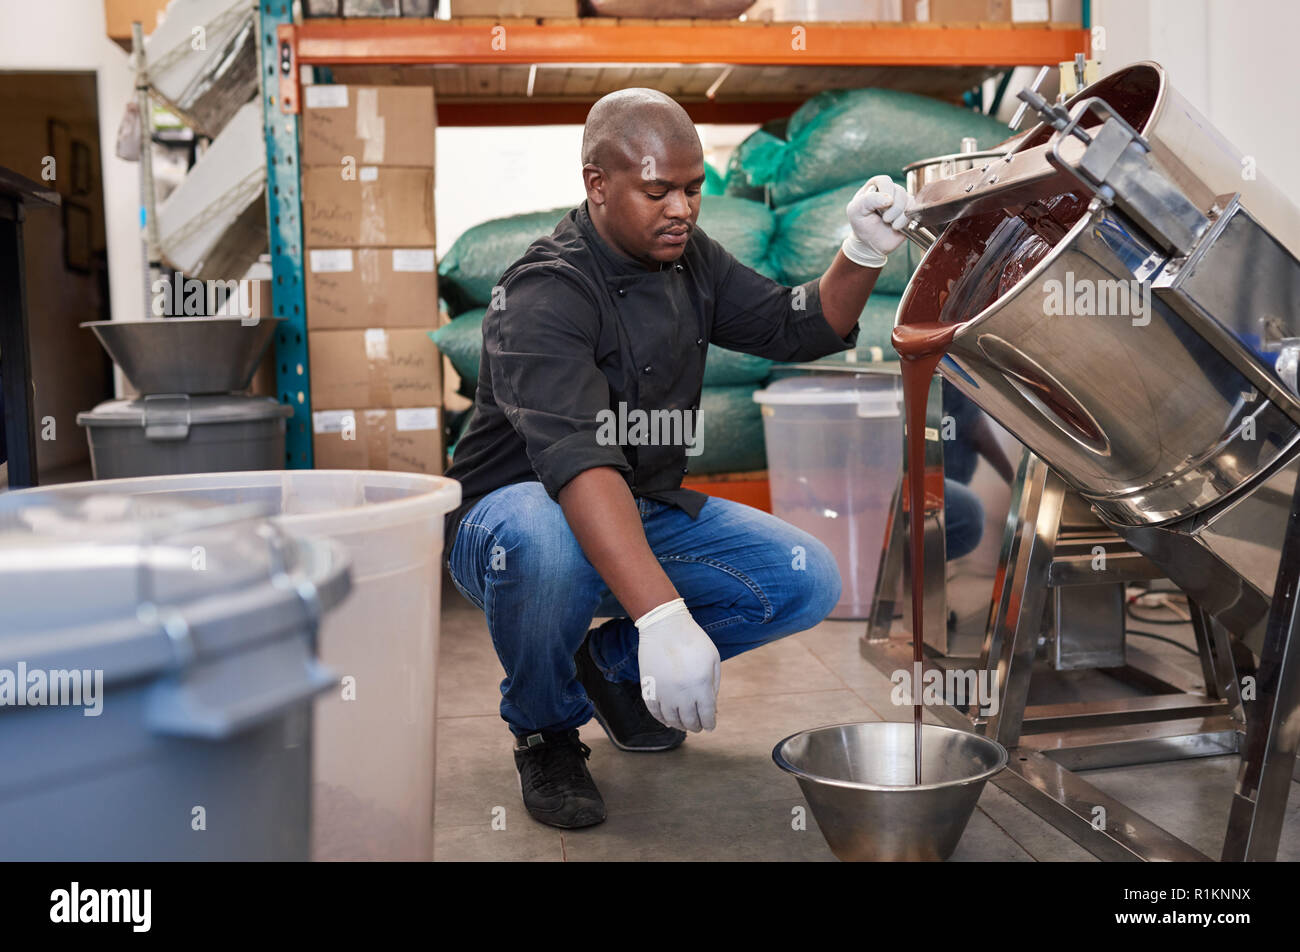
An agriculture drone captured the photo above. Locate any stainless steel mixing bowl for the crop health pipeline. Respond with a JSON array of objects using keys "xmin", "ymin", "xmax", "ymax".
[{"xmin": 773, "ymin": 721, "xmax": 1008, "ymax": 862}]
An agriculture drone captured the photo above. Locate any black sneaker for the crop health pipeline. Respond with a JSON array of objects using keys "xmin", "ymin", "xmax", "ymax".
[
  {"xmin": 575, "ymin": 631, "xmax": 687, "ymax": 752},
  {"xmin": 512, "ymin": 729, "xmax": 607, "ymax": 829}
]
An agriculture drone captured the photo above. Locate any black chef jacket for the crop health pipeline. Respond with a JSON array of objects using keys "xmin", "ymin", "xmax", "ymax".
[{"xmin": 442, "ymin": 199, "xmax": 860, "ymax": 564}]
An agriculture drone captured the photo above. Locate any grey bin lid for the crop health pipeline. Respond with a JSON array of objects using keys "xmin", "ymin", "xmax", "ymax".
[
  {"xmin": 0, "ymin": 492, "xmax": 352, "ymax": 716},
  {"xmin": 77, "ymin": 394, "xmax": 292, "ymax": 441}
]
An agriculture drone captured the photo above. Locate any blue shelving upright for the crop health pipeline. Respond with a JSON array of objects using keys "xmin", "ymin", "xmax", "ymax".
[{"xmin": 258, "ymin": 0, "xmax": 312, "ymax": 468}]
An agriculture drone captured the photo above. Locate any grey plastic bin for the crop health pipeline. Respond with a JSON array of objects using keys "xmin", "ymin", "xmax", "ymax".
[
  {"xmin": 11, "ymin": 470, "xmax": 462, "ymax": 861},
  {"xmin": 0, "ymin": 492, "xmax": 352, "ymax": 861},
  {"xmin": 77, "ymin": 394, "xmax": 292, "ymax": 479}
]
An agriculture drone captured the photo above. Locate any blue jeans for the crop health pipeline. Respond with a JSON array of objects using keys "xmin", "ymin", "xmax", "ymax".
[
  {"xmin": 446, "ymin": 481, "xmax": 842, "ymax": 737},
  {"xmin": 944, "ymin": 479, "xmax": 985, "ymax": 561}
]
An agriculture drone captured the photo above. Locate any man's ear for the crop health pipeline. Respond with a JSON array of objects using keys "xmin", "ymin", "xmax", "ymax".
[{"xmin": 583, "ymin": 164, "xmax": 607, "ymax": 206}]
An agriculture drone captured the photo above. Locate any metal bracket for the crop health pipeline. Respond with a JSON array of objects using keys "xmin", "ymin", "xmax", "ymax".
[{"xmin": 1033, "ymin": 94, "xmax": 1211, "ymax": 255}]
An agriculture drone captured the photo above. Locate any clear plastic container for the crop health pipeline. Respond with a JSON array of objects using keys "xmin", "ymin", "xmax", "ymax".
[
  {"xmin": 10, "ymin": 470, "xmax": 461, "ymax": 861},
  {"xmin": 754, "ymin": 374, "xmax": 903, "ymax": 619}
]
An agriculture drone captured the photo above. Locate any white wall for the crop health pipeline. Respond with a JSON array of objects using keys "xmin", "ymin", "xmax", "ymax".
[
  {"xmin": 1092, "ymin": 0, "xmax": 1300, "ymax": 207},
  {"xmin": 434, "ymin": 122, "xmax": 758, "ymax": 258},
  {"xmin": 0, "ymin": 0, "xmax": 143, "ymax": 326}
]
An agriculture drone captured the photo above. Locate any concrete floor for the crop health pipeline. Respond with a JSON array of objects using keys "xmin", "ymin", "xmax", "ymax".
[{"xmin": 433, "ymin": 571, "xmax": 1300, "ymax": 861}]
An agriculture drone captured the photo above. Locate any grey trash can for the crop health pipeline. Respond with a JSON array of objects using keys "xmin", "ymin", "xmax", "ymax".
[
  {"xmin": 77, "ymin": 394, "xmax": 292, "ymax": 479},
  {"xmin": 10, "ymin": 470, "xmax": 462, "ymax": 862},
  {"xmin": 0, "ymin": 492, "xmax": 352, "ymax": 860}
]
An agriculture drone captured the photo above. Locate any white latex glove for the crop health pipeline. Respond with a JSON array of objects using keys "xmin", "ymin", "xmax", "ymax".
[
  {"xmin": 635, "ymin": 597, "xmax": 721, "ymax": 733},
  {"xmin": 843, "ymin": 174, "xmax": 917, "ymax": 268}
]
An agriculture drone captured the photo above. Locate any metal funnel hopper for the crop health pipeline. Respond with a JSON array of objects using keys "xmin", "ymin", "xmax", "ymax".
[{"xmin": 82, "ymin": 316, "xmax": 283, "ymax": 396}]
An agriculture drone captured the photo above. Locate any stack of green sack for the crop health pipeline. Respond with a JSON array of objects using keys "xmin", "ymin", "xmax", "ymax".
[
  {"xmin": 435, "ymin": 194, "xmax": 781, "ymax": 473},
  {"xmin": 726, "ymin": 87, "xmax": 1013, "ymax": 372}
]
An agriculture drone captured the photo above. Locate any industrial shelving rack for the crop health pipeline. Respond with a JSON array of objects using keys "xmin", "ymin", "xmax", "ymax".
[{"xmin": 255, "ymin": 3, "xmax": 1089, "ymax": 467}]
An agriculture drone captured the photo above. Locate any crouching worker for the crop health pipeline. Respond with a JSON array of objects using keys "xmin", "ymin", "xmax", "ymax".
[{"xmin": 443, "ymin": 87, "xmax": 917, "ymax": 829}]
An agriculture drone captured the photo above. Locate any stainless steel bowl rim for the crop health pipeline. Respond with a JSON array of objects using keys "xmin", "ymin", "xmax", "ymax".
[
  {"xmin": 79, "ymin": 316, "xmax": 286, "ymax": 327},
  {"xmin": 771, "ymin": 721, "xmax": 1009, "ymax": 793}
]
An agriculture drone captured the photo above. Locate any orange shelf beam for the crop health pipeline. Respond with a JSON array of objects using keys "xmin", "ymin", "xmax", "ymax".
[
  {"xmin": 434, "ymin": 99, "xmax": 806, "ymax": 125},
  {"xmin": 278, "ymin": 18, "xmax": 1089, "ymax": 113}
]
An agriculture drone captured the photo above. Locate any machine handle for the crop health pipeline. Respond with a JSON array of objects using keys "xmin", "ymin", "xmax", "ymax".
[
  {"xmin": 864, "ymin": 182, "xmax": 936, "ymax": 252},
  {"xmin": 141, "ymin": 392, "xmax": 192, "ymax": 441}
]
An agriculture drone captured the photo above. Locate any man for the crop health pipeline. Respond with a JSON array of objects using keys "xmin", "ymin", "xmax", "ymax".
[{"xmin": 444, "ymin": 88, "xmax": 915, "ymax": 830}]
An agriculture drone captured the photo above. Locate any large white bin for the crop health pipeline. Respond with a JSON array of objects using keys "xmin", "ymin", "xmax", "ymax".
[
  {"xmin": 754, "ymin": 375, "xmax": 903, "ymax": 619},
  {"xmin": 11, "ymin": 470, "xmax": 460, "ymax": 861}
]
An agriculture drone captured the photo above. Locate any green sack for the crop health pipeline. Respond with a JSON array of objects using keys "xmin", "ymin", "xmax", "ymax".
[
  {"xmin": 742, "ymin": 87, "xmax": 1014, "ymax": 208},
  {"xmin": 723, "ymin": 128, "xmax": 784, "ymax": 201},
  {"xmin": 766, "ymin": 292, "xmax": 903, "ymax": 375},
  {"xmin": 697, "ymin": 195, "xmax": 775, "ymax": 274},
  {"xmin": 691, "ymin": 385, "xmax": 767, "ymax": 476},
  {"xmin": 770, "ymin": 181, "xmax": 916, "ymax": 291},
  {"xmin": 430, "ymin": 309, "xmax": 486, "ymax": 397},
  {"xmin": 703, "ymin": 161, "xmax": 726, "ymax": 196},
  {"xmin": 815, "ymin": 293, "xmax": 901, "ymax": 366},
  {"xmin": 704, "ymin": 345, "xmax": 772, "ymax": 388},
  {"xmin": 437, "ymin": 207, "xmax": 572, "ymax": 315},
  {"xmin": 785, "ymin": 89, "xmax": 857, "ymax": 140}
]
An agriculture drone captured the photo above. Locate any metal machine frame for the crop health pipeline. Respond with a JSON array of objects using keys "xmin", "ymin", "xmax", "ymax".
[{"xmin": 861, "ymin": 445, "xmax": 1300, "ymax": 861}]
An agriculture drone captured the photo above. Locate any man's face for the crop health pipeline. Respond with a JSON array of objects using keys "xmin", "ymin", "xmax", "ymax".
[{"xmin": 585, "ymin": 146, "xmax": 705, "ymax": 268}]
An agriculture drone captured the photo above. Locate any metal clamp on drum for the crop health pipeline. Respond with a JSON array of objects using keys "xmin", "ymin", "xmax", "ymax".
[{"xmin": 1031, "ymin": 93, "xmax": 1210, "ymax": 256}]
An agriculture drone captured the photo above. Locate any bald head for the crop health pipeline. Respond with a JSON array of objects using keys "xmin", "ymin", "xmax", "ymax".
[
  {"xmin": 582, "ymin": 88, "xmax": 702, "ymax": 173},
  {"xmin": 580, "ymin": 88, "xmax": 705, "ymax": 269}
]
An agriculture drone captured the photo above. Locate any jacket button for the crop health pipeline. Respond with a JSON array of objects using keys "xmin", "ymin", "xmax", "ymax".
[
  {"xmin": 643, "ymin": 365, "xmax": 653, "ymax": 374},
  {"xmin": 696, "ymin": 337, "xmax": 704, "ymax": 346},
  {"xmin": 675, "ymin": 263, "xmax": 684, "ymax": 273},
  {"xmin": 616, "ymin": 287, "xmax": 626, "ymax": 297},
  {"xmin": 682, "ymin": 466, "xmax": 689, "ymax": 474}
]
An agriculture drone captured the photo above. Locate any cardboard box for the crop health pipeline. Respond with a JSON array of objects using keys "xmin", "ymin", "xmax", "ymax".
[
  {"xmin": 306, "ymin": 247, "xmax": 439, "ymax": 330},
  {"xmin": 745, "ymin": 0, "xmax": 901, "ymax": 21},
  {"xmin": 449, "ymin": 0, "xmax": 577, "ymax": 15},
  {"xmin": 309, "ymin": 328, "xmax": 442, "ymax": 410},
  {"xmin": 312, "ymin": 407, "xmax": 445, "ymax": 475},
  {"xmin": 902, "ymin": 0, "xmax": 1076, "ymax": 19},
  {"xmin": 303, "ymin": 167, "xmax": 436, "ymax": 248},
  {"xmin": 903, "ymin": 0, "xmax": 1009, "ymax": 21},
  {"xmin": 103, "ymin": 0, "xmax": 171, "ymax": 50},
  {"xmin": 1038, "ymin": 0, "xmax": 1081, "ymax": 23},
  {"xmin": 301, "ymin": 85, "xmax": 436, "ymax": 169}
]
